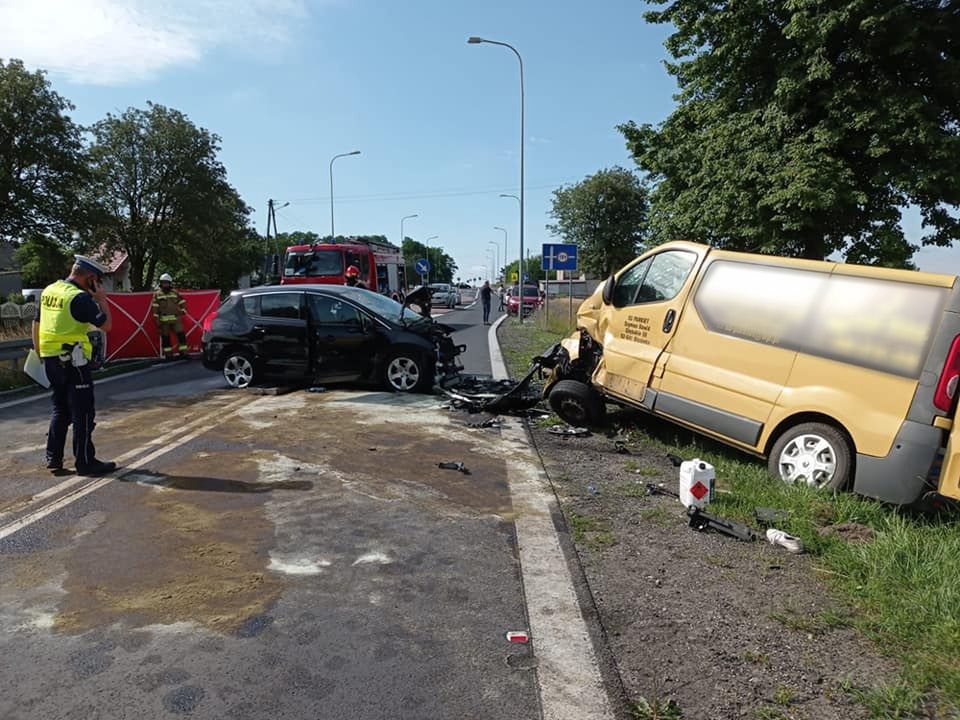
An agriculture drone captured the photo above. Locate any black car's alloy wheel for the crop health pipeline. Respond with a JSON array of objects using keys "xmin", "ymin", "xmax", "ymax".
[
  {"xmin": 384, "ymin": 352, "xmax": 429, "ymax": 393},
  {"xmin": 223, "ymin": 351, "xmax": 255, "ymax": 389}
]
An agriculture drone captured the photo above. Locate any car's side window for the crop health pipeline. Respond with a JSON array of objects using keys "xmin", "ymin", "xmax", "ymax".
[
  {"xmin": 308, "ymin": 295, "xmax": 363, "ymax": 327},
  {"xmin": 613, "ymin": 259, "xmax": 651, "ymax": 307},
  {"xmin": 636, "ymin": 251, "xmax": 697, "ymax": 303},
  {"xmin": 259, "ymin": 293, "xmax": 302, "ymax": 319},
  {"xmin": 242, "ymin": 296, "xmax": 259, "ymax": 316}
]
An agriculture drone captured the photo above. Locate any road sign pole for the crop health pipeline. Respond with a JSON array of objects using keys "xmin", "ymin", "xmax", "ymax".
[
  {"xmin": 569, "ymin": 276, "xmax": 573, "ymax": 326},
  {"xmin": 544, "ymin": 262, "xmax": 550, "ymax": 330}
]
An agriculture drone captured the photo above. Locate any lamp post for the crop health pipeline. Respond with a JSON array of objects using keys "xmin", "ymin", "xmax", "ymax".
[
  {"xmin": 470, "ymin": 36, "xmax": 525, "ymax": 322},
  {"xmin": 485, "ymin": 248, "xmax": 496, "ymax": 283},
  {"xmin": 487, "ymin": 241, "xmax": 500, "ymax": 282},
  {"xmin": 329, "ymin": 150, "xmax": 361, "ymax": 242},
  {"xmin": 400, "ymin": 214, "xmax": 418, "ymax": 290},
  {"xmin": 493, "ymin": 225, "xmax": 507, "ymax": 285},
  {"xmin": 425, "ymin": 235, "xmax": 439, "ymax": 282}
]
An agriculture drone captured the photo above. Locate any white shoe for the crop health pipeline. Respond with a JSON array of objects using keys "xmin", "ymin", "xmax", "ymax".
[{"xmin": 766, "ymin": 528, "xmax": 804, "ymax": 554}]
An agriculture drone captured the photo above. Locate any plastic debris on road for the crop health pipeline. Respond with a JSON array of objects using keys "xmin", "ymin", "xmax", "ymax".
[
  {"xmin": 505, "ymin": 630, "xmax": 530, "ymax": 644},
  {"xmin": 438, "ymin": 461, "xmax": 470, "ymax": 475},
  {"xmin": 547, "ymin": 425, "xmax": 590, "ymax": 437},
  {"xmin": 766, "ymin": 528, "xmax": 804, "ymax": 554}
]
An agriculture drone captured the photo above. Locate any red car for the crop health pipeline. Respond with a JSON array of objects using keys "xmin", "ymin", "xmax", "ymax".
[{"xmin": 506, "ymin": 285, "xmax": 543, "ymax": 316}]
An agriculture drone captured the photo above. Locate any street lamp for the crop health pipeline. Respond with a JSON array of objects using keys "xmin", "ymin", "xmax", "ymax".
[
  {"xmin": 487, "ymin": 241, "xmax": 500, "ymax": 282},
  {"xmin": 493, "ymin": 226, "xmax": 507, "ymax": 285},
  {"xmin": 485, "ymin": 248, "xmax": 496, "ymax": 283},
  {"xmin": 469, "ymin": 35, "xmax": 525, "ymax": 320},
  {"xmin": 329, "ymin": 150, "xmax": 361, "ymax": 242},
  {"xmin": 425, "ymin": 235, "xmax": 439, "ymax": 282}
]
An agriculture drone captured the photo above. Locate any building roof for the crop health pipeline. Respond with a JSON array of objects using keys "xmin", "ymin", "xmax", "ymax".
[{"xmin": 90, "ymin": 248, "xmax": 128, "ymax": 274}]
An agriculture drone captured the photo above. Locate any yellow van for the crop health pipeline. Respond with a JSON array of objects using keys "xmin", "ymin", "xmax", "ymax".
[{"xmin": 542, "ymin": 241, "xmax": 960, "ymax": 505}]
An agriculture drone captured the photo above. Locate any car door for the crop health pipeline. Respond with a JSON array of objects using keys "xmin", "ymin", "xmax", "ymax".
[
  {"xmin": 253, "ymin": 292, "xmax": 309, "ymax": 377},
  {"xmin": 596, "ymin": 248, "xmax": 704, "ymax": 404},
  {"xmin": 307, "ymin": 293, "xmax": 379, "ymax": 380}
]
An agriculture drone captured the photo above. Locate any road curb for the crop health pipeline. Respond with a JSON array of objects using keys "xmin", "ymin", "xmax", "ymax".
[{"xmin": 487, "ymin": 316, "xmax": 615, "ymax": 720}]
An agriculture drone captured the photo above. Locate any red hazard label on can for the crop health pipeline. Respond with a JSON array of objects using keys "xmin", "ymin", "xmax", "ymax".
[{"xmin": 690, "ymin": 481, "xmax": 710, "ymax": 500}]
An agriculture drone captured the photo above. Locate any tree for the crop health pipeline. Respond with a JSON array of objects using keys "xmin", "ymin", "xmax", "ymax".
[
  {"xmin": 547, "ymin": 167, "xmax": 649, "ymax": 277},
  {"xmin": 13, "ymin": 234, "xmax": 73, "ymax": 287},
  {"xmin": 503, "ymin": 255, "xmax": 546, "ymax": 286},
  {"xmin": 85, "ymin": 103, "xmax": 251, "ymax": 290},
  {"xmin": 0, "ymin": 59, "xmax": 86, "ymax": 242},
  {"xmin": 621, "ymin": 0, "xmax": 960, "ymax": 266},
  {"xmin": 402, "ymin": 237, "xmax": 458, "ymax": 284}
]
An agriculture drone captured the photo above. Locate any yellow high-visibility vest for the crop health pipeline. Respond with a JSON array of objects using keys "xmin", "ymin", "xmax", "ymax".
[{"xmin": 38, "ymin": 280, "xmax": 93, "ymax": 359}]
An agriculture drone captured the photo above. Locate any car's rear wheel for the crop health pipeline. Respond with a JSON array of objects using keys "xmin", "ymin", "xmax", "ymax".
[
  {"xmin": 222, "ymin": 350, "xmax": 255, "ymax": 389},
  {"xmin": 768, "ymin": 422, "xmax": 852, "ymax": 491},
  {"xmin": 383, "ymin": 351, "xmax": 431, "ymax": 393},
  {"xmin": 548, "ymin": 379, "xmax": 606, "ymax": 427}
]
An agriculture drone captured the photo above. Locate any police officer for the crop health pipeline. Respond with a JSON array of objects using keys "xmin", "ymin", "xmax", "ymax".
[
  {"xmin": 32, "ymin": 256, "xmax": 116, "ymax": 476},
  {"xmin": 152, "ymin": 273, "xmax": 188, "ymax": 359}
]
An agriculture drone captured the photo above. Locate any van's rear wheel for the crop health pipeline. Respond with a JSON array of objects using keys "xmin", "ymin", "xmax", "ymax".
[
  {"xmin": 769, "ymin": 422, "xmax": 852, "ymax": 491},
  {"xmin": 548, "ymin": 380, "xmax": 606, "ymax": 427}
]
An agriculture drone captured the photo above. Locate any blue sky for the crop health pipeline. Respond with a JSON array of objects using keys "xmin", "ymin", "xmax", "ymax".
[{"xmin": 2, "ymin": 0, "xmax": 957, "ymax": 279}]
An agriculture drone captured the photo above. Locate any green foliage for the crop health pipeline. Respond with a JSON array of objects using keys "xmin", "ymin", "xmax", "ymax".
[
  {"xmin": 402, "ymin": 237, "xmax": 457, "ymax": 284},
  {"xmin": 548, "ymin": 167, "xmax": 649, "ymax": 277},
  {"xmin": 13, "ymin": 234, "xmax": 73, "ymax": 287},
  {"xmin": 84, "ymin": 102, "xmax": 253, "ymax": 291},
  {"xmin": 624, "ymin": 1, "xmax": 960, "ymax": 265},
  {"xmin": 632, "ymin": 696, "xmax": 683, "ymax": 720},
  {"xmin": 0, "ymin": 59, "xmax": 86, "ymax": 242},
  {"xmin": 502, "ymin": 255, "xmax": 548, "ymax": 286}
]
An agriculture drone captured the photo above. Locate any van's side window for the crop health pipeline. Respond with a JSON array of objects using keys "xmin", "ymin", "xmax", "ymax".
[
  {"xmin": 615, "ymin": 251, "xmax": 697, "ymax": 307},
  {"xmin": 637, "ymin": 251, "xmax": 697, "ymax": 303}
]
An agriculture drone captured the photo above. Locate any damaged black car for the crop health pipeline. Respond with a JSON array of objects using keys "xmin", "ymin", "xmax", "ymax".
[{"xmin": 201, "ymin": 285, "xmax": 464, "ymax": 392}]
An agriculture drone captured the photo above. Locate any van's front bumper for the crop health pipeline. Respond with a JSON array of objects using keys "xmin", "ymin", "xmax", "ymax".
[{"xmin": 853, "ymin": 421, "xmax": 943, "ymax": 504}]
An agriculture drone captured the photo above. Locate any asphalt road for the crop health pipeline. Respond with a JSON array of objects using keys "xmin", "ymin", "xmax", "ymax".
[{"xmin": 0, "ymin": 300, "xmax": 543, "ymax": 720}]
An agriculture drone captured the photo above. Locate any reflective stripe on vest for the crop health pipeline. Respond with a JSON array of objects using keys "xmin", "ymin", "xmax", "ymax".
[{"xmin": 38, "ymin": 280, "xmax": 93, "ymax": 359}]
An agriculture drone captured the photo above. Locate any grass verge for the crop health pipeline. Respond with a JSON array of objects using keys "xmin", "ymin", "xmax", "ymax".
[{"xmin": 500, "ymin": 306, "xmax": 960, "ymax": 718}]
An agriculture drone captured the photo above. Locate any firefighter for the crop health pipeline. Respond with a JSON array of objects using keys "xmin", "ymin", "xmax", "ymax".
[
  {"xmin": 345, "ymin": 265, "xmax": 367, "ymax": 289},
  {"xmin": 32, "ymin": 255, "xmax": 116, "ymax": 476},
  {"xmin": 152, "ymin": 273, "xmax": 188, "ymax": 359}
]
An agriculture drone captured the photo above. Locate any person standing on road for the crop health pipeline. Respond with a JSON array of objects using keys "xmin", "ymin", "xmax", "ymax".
[
  {"xmin": 152, "ymin": 273, "xmax": 188, "ymax": 360},
  {"xmin": 32, "ymin": 256, "xmax": 116, "ymax": 477},
  {"xmin": 497, "ymin": 284, "xmax": 506, "ymax": 312},
  {"xmin": 480, "ymin": 281, "xmax": 493, "ymax": 325}
]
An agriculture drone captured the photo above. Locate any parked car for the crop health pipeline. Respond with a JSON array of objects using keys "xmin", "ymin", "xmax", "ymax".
[
  {"xmin": 541, "ymin": 240, "xmax": 960, "ymax": 505},
  {"xmin": 506, "ymin": 285, "xmax": 543, "ymax": 316},
  {"xmin": 202, "ymin": 285, "xmax": 464, "ymax": 393},
  {"xmin": 427, "ymin": 283, "xmax": 460, "ymax": 308}
]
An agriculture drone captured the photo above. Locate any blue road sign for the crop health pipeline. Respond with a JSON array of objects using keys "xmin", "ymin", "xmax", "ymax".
[
  {"xmin": 415, "ymin": 258, "xmax": 431, "ymax": 275},
  {"xmin": 542, "ymin": 243, "xmax": 578, "ymax": 271}
]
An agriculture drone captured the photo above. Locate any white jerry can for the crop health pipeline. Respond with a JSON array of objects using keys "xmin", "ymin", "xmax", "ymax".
[{"xmin": 679, "ymin": 458, "xmax": 716, "ymax": 509}]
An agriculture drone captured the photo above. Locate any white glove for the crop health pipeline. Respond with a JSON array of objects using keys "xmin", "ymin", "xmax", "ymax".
[{"xmin": 71, "ymin": 342, "xmax": 89, "ymax": 367}]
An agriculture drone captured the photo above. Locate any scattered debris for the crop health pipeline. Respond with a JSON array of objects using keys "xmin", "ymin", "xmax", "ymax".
[
  {"xmin": 666, "ymin": 453, "xmax": 685, "ymax": 468},
  {"xmin": 466, "ymin": 416, "xmax": 503, "ymax": 429},
  {"xmin": 505, "ymin": 630, "xmax": 530, "ymax": 644},
  {"xmin": 687, "ymin": 506, "xmax": 758, "ymax": 542},
  {"xmin": 307, "ymin": 386, "xmax": 327, "ymax": 393},
  {"xmin": 646, "ymin": 483, "xmax": 680, "ymax": 500},
  {"xmin": 587, "ymin": 484, "xmax": 599, "ymax": 497},
  {"xmin": 817, "ymin": 522, "xmax": 876, "ymax": 544},
  {"xmin": 766, "ymin": 528, "xmax": 804, "ymax": 554},
  {"xmin": 547, "ymin": 425, "xmax": 590, "ymax": 437},
  {"xmin": 754, "ymin": 507, "xmax": 791, "ymax": 527},
  {"xmin": 438, "ymin": 461, "xmax": 470, "ymax": 475},
  {"xmin": 614, "ymin": 440, "xmax": 630, "ymax": 454}
]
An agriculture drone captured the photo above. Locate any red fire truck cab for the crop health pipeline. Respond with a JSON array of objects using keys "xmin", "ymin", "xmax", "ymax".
[{"xmin": 280, "ymin": 237, "xmax": 405, "ymax": 295}]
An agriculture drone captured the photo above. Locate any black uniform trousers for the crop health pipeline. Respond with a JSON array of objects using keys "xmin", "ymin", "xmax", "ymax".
[{"xmin": 44, "ymin": 357, "xmax": 97, "ymax": 469}]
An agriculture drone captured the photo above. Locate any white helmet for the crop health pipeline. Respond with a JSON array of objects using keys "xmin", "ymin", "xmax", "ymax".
[{"xmin": 159, "ymin": 273, "xmax": 173, "ymax": 283}]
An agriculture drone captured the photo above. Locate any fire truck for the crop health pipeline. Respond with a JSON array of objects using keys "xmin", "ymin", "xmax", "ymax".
[{"xmin": 280, "ymin": 237, "xmax": 405, "ymax": 295}]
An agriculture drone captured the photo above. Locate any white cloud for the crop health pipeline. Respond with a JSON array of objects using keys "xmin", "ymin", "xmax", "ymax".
[{"xmin": 0, "ymin": 0, "xmax": 311, "ymax": 85}]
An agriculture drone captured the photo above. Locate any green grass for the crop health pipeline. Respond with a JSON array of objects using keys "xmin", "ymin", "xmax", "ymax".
[
  {"xmin": 566, "ymin": 509, "xmax": 618, "ymax": 550},
  {"xmin": 500, "ymin": 312, "xmax": 960, "ymax": 716},
  {"xmin": 632, "ymin": 697, "xmax": 683, "ymax": 720}
]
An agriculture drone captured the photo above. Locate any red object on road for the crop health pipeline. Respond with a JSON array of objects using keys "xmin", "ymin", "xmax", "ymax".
[
  {"xmin": 505, "ymin": 630, "xmax": 530, "ymax": 644},
  {"xmin": 103, "ymin": 290, "xmax": 221, "ymax": 361}
]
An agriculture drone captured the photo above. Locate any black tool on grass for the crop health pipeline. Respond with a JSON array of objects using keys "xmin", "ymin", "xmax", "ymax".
[{"xmin": 687, "ymin": 506, "xmax": 757, "ymax": 542}]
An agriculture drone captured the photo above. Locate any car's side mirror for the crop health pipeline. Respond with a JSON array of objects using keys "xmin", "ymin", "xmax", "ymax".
[{"xmin": 601, "ymin": 275, "xmax": 615, "ymax": 305}]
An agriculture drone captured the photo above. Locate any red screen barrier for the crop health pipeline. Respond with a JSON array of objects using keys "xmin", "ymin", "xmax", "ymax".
[{"xmin": 103, "ymin": 290, "xmax": 221, "ymax": 361}]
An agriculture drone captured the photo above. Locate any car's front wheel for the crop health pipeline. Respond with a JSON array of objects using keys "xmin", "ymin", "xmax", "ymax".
[
  {"xmin": 548, "ymin": 379, "xmax": 606, "ymax": 427},
  {"xmin": 768, "ymin": 422, "xmax": 852, "ymax": 491},
  {"xmin": 222, "ymin": 350, "xmax": 255, "ymax": 389},
  {"xmin": 383, "ymin": 351, "xmax": 431, "ymax": 393}
]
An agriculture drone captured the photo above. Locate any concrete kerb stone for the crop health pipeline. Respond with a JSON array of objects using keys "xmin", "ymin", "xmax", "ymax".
[{"xmin": 487, "ymin": 315, "xmax": 614, "ymax": 720}]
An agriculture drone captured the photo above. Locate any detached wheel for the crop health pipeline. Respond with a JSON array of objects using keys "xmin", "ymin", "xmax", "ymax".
[
  {"xmin": 548, "ymin": 380, "xmax": 606, "ymax": 427},
  {"xmin": 768, "ymin": 422, "xmax": 852, "ymax": 491},
  {"xmin": 384, "ymin": 351, "xmax": 432, "ymax": 393},
  {"xmin": 223, "ymin": 350, "xmax": 255, "ymax": 389}
]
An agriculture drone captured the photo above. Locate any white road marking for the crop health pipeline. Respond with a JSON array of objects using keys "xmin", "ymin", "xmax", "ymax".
[
  {"xmin": 0, "ymin": 395, "xmax": 254, "ymax": 541},
  {"xmin": 352, "ymin": 552, "xmax": 392, "ymax": 566},
  {"xmin": 268, "ymin": 557, "xmax": 331, "ymax": 575},
  {"xmin": 487, "ymin": 315, "xmax": 614, "ymax": 720}
]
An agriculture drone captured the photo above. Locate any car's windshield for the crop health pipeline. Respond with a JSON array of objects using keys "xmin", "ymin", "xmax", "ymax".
[
  {"xmin": 284, "ymin": 250, "xmax": 343, "ymax": 277},
  {"xmin": 339, "ymin": 287, "xmax": 426, "ymax": 324}
]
